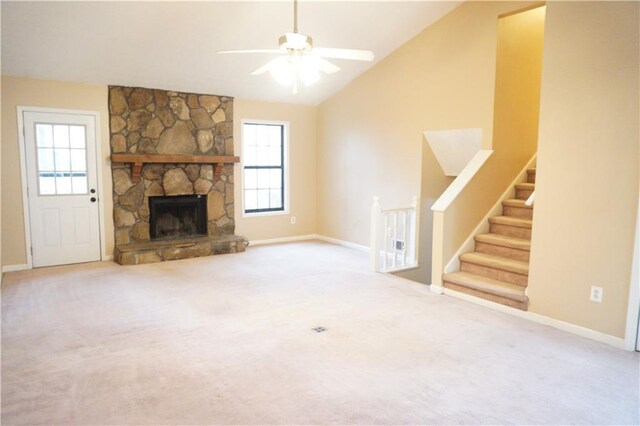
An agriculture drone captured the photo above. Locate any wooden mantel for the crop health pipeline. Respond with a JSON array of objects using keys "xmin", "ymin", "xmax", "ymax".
[{"xmin": 111, "ymin": 154, "xmax": 240, "ymax": 182}]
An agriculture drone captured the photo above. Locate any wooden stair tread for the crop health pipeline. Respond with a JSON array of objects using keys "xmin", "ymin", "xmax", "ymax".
[
  {"xmin": 503, "ymin": 199, "xmax": 533, "ymax": 209},
  {"xmin": 489, "ymin": 216, "xmax": 532, "ymax": 228},
  {"xmin": 475, "ymin": 233, "xmax": 531, "ymax": 251},
  {"xmin": 443, "ymin": 271, "xmax": 527, "ymax": 302},
  {"xmin": 460, "ymin": 252, "xmax": 529, "ymax": 275},
  {"xmin": 515, "ymin": 182, "xmax": 535, "ymax": 190}
]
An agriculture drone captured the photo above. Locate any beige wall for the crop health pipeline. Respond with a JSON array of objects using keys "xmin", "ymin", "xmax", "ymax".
[
  {"xmin": 1, "ymin": 76, "xmax": 113, "ymax": 267},
  {"xmin": 528, "ymin": 1, "xmax": 640, "ymax": 338},
  {"xmin": 232, "ymin": 99, "xmax": 317, "ymax": 242},
  {"xmin": 316, "ymin": 1, "xmax": 539, "ymax": 283}
]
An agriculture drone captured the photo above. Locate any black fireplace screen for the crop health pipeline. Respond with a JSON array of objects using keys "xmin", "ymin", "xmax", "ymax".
[{"xmin": 149, "ymin": 195, "xmax": 207, "ymax": 240}]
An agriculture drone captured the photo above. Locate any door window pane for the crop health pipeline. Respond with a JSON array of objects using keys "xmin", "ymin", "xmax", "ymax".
[
  {"xmin": 72, "ymin": 174, "xmax": 88, "ymax": 194},
  {"xmin": 70, "ymin": 149, "xmax": 87, "ymax": 172},
  {"xmin": 39, "ymin": 174, "xmax": 56, "ymax": 195},
  {"xmin": 69, "ymin": 126, "xmax": 86, "ymax": 148},
  {"xmin": 56, "ymin": 174, "xmax": 72, "ymax": 194},
  {"xmin": 53, "ymin": 125, "xmax": 69, "ymax": 148},
  {"xmin": 38, "ymin": 149, "xmax": 55, "ymax": 171},
  {"xmin": 36, "ymin": 124, "xmax": 53, "ymax": 147},
  {"xmin": 54, "ymin": 149, "xmax": 71, "ymax": 171}
]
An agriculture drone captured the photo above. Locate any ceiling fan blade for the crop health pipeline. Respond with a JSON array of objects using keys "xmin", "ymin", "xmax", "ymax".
[
  {"xmin": 217, "ymin": 49, "xmax": 281, "ymax": 54},
  {"xmin": 316, "ymin": 58, "xmax": 340, "ymax": 74},
  {"xmin": 313, "ymin": 47, "xmax": 375, "ymax": 62},
  {"xmin": 251, "ymin": 56, "xmax": 286, "ymax": 75}
]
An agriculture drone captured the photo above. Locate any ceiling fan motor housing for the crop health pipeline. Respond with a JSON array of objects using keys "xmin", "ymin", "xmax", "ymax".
[{"xmin": 279, "ymin": 32, "xmax": 313, "ymax": 52}]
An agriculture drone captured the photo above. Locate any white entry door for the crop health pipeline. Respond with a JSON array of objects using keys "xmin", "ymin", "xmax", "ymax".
[{"xmin": 22, "ymin": 110, "xmax": 101, "ymax": 267}]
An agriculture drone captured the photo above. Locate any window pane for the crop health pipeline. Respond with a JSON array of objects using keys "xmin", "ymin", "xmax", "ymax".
[
  {"xmin": 244, "ymin": 169, "xmax": 257, "ymax": 189},
  {"xmin": 53, "ymin": 125, "xmax": 69, "ymax": 148},
  {"xmin": 69, "ymin": 126, "xmax": 86, "ymax": 148},
  {"xmin": 244, "ymin": 145, "xmax": 257, "ymax": 167},
  {"xmin": 72, "ymin": 174, "xmax": 88, "ymax": 194},
  {"xmin": 269, "ymin": 126, "xmax": 282, "ymax": 146},
  {"xmin": 256, "ymin": 126, "xmax": 269, "ymax": 147},
  {"xmin": 269, "ymin": 169, "xmax": 282, "ymax": 188},
  {"xmin": 56, "ymin": 174, "xmax": 72, "ymax": 194},
  {"xmin": 39, "ymin": 174, "xmax": 56, "ymax": 195},
  {"xmin": 244, "ymin": 124, "xmax": 256, "ymax": 146},
  {"xmin": 245, "ymin": 189, "xmax": 257, "ymax": 210},
  {"xmin": 257, "ymin": 189, "xmax": 269, "ymax": 209},
  {"xmin": 38, "ymin": 148, "xmax": 55, "ymax": 171},
  {"xmin": 70, "ymin": 149, "xmax": 86, "ymax": 172},
  {"xmin": 54, "ymin": 149, "xmax": 71, "ymax": 171},
  {"xmin": 257, "ymin": 169, "xmax": 270, "ymax": 189},
  {"xmin": 36, "ymin": 124, "xmax": 53, "ymax": 147},
  {"xmin": 269, "ymin": 189, "xmax": 282, "ymax": 209},
  {"xmin": 268, "ymin": 146, "xmax": 281, "ymax": 166},
  {"xmin": 256, "ymin": 147, "xmax": 268, "ymax": 166}
]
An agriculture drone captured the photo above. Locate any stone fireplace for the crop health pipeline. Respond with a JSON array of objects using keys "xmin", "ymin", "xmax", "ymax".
[{"xmin": 109, "ymin": 86, "xmax": 246, "ymax": 265}]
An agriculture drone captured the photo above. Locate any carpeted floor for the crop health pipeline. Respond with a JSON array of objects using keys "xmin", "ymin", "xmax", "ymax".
[{"xmin": 1, "ymin": 240, "xmax": 638, "ymax": 425}]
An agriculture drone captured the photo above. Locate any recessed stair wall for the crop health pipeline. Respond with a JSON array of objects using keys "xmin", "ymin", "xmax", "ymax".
[{"xmin": 442, "ymin": 167, "xmax": 536, "ymax": 310}]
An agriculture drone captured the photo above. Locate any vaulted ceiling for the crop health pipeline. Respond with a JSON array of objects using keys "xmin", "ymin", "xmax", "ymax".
[{"xmin": 1, "ymin": 1, "xmax": 460, "ymax": 105}]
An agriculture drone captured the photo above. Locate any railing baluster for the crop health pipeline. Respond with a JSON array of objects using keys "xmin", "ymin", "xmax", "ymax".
[
  {"xmin": 383, "ymin": 212, "xmax": 389, "ymax": 271},
  {"xmin": 392, "ymin": 211, "xmax": 398, "ymax": 268},
  {"xmin": 402, "ymin": 210, "xmax": 408, "ymax": 266}
]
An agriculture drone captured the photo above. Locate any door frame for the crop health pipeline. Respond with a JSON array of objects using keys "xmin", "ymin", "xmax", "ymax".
[{"xmin": 17, "ymin": 106, "xmax": 107, "ymax": 269}]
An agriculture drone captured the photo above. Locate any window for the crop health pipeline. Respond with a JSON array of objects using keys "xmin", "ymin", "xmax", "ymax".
[
  {"xmin": 35, "ymin": 123, "xmax": 88, "ymax": 195},
  {"xmin": 242, "ymin": 122, "xmax": 286, "ymax": 214}
]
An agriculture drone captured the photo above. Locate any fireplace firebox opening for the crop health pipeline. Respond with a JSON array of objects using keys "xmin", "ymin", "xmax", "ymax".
[{"xmin": 149, "ymin": 195, "xmax": 207, "ymax": 240}]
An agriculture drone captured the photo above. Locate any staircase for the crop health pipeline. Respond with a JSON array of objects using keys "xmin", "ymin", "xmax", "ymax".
[{"xmin": 442, "ymin": 168, "xmax": 536, "ymax": 310}]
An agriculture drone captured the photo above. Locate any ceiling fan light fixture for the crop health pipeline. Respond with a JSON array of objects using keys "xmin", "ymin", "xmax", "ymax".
[
  {"xmin": 269, "ymin": 57, "xmax": 295, "ymax": 86},
  {"xmin": 279, "ymin": 32, "xmax": 312, "ymax": 52}
]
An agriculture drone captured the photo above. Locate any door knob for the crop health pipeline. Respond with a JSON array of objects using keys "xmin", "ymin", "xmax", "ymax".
[{"xmin": 90, "ymin": 197, "xmax": 97, "ymax": 203}]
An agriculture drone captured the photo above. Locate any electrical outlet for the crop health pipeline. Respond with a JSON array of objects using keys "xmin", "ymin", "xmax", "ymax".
[
  {"xmin": 590, "ymin": 286, "xmax": 603, "ymax": 303},
  {"xmin": 291, "ymin": 216, "xmax": 296, "ymax": 224}
]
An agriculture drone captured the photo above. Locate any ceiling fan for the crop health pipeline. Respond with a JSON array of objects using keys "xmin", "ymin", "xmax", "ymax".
[{"xmin": 217, "ymin": 0, "xmax": 375, "ymax": 94}]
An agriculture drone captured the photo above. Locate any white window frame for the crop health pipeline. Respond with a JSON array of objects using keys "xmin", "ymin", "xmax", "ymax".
[{"xmin": 240, "ymin": 119, "xmax": 290, "ymax": 217}]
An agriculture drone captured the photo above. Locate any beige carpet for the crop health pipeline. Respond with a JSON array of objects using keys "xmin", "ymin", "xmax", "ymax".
[{"xmin": 2, "ymin": 240, "xmax": 638, "ymax": 425}]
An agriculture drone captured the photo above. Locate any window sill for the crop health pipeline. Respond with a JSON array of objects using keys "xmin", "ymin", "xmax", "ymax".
[{"xmin": 242, "ymin": 209, "xmax": 289, "ymax": 218}]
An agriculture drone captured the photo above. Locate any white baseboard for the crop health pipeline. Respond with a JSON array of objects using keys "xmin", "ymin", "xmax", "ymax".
[
  {"xmin": 249, "ymin": 234, "xmax": 318, "ymax": 246},
  {"xmin": 315, "ymin": 235, "xmax": 370, "ymax": 252},
  {"xmin": 441, "ymin": 287, "xmax": 625, "ymax": 349},
  {"xmin": 2, "ymin": 264, "xmax": 29, "ymax": 273}
]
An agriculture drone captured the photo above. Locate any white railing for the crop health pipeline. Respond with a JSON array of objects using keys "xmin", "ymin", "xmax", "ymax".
[{"xmin": 370, "ymin": 196, "xmax": 420, "ymax": 273}]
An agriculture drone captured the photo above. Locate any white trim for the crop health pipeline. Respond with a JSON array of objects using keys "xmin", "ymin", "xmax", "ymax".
[
  {"xmin": 103, "ymin": 255, "xmax": 114, "ymax": 262},
  {"xmin": 240, "ymin": 119, "xmax": 290, "ymax": 217},
  {"xmin": 624, "ymin": 195, "xmax": 640, "ymax": 351},
  {"xmin": 315, "ymin": 235, "xmax": 370, "ymax": 253},
  {"xmin": 16, "ymin": 107, "xmax": 33, "ymax": 269},
  {"xmin": 444, "ymin": 154, "xmax": 537, "ymax": 274},
  {"xmin": 16, "ymin": 106, "xmax": 106, "ymax": 269},
  {"xmin": 431, "ymin": 149, "xmax": 493, "ymax": 212},
  {"xmin": 441, "ymin": 287, "xmax": 625, "ymax": 349},
  {"xmin": 249, "ymin": 234, "xmax": 317, "ymax": 246},
  {"xmin": 2, "ymin": 264, "xmax": 30, "ymax": 273}
]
